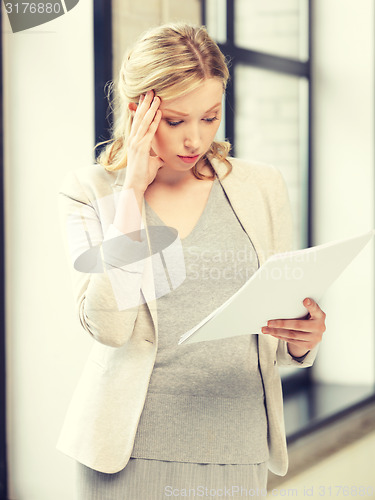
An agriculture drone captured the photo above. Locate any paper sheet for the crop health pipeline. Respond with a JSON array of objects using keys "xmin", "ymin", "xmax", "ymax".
[{"xmin": 178, "ymin": 229, "xmax": 374, "ymax": 345}]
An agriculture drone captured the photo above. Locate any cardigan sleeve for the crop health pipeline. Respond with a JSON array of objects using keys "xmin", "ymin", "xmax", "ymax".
[
  {"xmin": 276, "ymin": 340, "xmax": 319, "ymax": 367},
  {"xmin": 269, "ymin": 167, "xmax": 320, "ymax": 368},
  {"xmin": 58, "ymin": 171, "xmax": 152, "ymax": 348}
]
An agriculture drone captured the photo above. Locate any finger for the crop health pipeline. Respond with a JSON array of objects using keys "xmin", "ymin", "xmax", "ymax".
[
  {"xmin": 266, "ymin": 318, "xmax": 321, "ymax": 333},
  {"xmin": 272, "ymin": 334, "xmax": 316, "ymax": 351},
  {"xmin": 130, "ymin": 91, "xmax": 155, "ymax": 135},
  {"xmin": 264, "ymin": 318, "xmax": 325, "ymax": 336},
  {"xmin": 262, "ymin": 327, "xmax": 313, "ymax": 339},
  {"xmin": 134, "ymin": 101, "xmax": 160, "ymax": 144},
  {"xmin": 303, "ymin": 297, "xmax": 326, "ymax": 321},
  {"xmin": 137, "ymin": 90, "xmax": 154, "ymax": 115},
  {"xmin": 133, "ymin": 97, "xmax": 161, "ymax": 142},
  {"xmin": 267, "ymin": 318, "xmax": 326, "ymax": 334},
  {"xmin": 144, "ymin": 109, "xmax": 162, "ymax": 139},
  {"xmin": 133, "ymin": 94, "xmax": 145, "ymax": 111},
  {"xmin": 130, "ymin": 92, "xmax": 147, "ymax": 118},
  {"xmin": 149, "ymin": 154, "xmax": 164, "ymax": 171},
  {"xmin": 261, "ymin": 329, "xmax": 318, "ymax": 350}
]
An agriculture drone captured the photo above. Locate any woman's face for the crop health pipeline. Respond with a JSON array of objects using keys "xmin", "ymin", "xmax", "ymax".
[{"xmin": 151, "ymin": 78, "xmax": 223, "ymax": 173}]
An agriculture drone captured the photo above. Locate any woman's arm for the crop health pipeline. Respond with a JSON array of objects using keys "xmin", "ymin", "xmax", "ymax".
[
  {"xmin": 58, "ymin": 173, "xmax": 151, "ymax": 348},
  {"xmin": 58, "ymin": 92, "xmax": 165, "ymax": 348}
]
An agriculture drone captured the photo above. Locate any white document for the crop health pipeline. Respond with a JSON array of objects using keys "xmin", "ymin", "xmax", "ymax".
[{"xmin": 178, "ymin": 229, "xmax": 375, "ymax": 345}]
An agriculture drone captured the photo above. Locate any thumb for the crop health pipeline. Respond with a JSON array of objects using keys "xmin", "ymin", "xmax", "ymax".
[
  {"xmin": 148, "ymin": 156, "xmax": 164, "ymax": 183},
  {"xmin": 149, "ymin": 154, "xmax": 164, "ymax": 168},
  {"xmin": 303, "ymin": 297, "xmax": 324, "ymax": 320}
]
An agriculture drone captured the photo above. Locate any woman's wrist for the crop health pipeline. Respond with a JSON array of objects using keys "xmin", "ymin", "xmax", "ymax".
[
  {"xmin": 123, "ymin": 180, "xmax": 145, "ymax": 195},
  {"xmin": 113, "ymin": 185, "xmax": 145, "ymax": 236},
  {"xmin": 287, "ymin": 343, "xmax": 310, "ymax": 360}
]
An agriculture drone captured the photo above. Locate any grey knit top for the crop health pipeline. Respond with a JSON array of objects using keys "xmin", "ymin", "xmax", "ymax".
[{"xmin": 131, "ymin": 176, "xmax": 269, "ymax": 464}]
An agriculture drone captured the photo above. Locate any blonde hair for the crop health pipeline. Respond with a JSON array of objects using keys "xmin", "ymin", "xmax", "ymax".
[{"xmin": 95, "ymin": 23, "xmax": 232, "ymax": 180}]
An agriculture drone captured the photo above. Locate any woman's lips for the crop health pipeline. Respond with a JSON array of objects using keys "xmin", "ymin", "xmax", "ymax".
[{"xmin": 177, "ymin": 154, "xmax": 200, "ymax": 164}]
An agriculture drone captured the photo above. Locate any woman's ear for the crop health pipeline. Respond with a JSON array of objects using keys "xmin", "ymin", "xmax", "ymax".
[{"xmin": 128, "ymin": 102, "xmax": 137, "ymax": 115}]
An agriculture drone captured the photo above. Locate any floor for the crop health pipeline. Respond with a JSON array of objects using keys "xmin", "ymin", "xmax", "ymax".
[{"xmin": 267, "ymin": 429, "xmax": 375, "ymax": 499}]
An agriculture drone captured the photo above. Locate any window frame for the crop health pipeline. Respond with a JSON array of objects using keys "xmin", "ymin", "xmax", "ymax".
[{"xmin": 93, "ymin": 0, "xmax": 113, "ymax": 158}]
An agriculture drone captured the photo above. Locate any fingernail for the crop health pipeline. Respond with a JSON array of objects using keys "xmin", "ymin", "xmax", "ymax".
[{"xmin": 305, "ymin": 298, "xmax": 311, "ymax": 306}]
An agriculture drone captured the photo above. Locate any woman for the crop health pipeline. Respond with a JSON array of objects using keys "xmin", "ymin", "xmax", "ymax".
[{"xmin": 57, "ymin": 23, "xmax": 326, "ymax": 499}]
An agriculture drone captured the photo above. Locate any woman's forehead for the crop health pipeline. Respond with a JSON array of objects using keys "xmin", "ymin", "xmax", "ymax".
[{"xmin": 159, "ymin": 79, "xmax": 223, "ymax": 114}]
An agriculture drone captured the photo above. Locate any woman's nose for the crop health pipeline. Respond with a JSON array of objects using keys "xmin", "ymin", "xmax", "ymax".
[{"xmin": 184, "ymin": 126, "xmax": 200, "ymax": 151}]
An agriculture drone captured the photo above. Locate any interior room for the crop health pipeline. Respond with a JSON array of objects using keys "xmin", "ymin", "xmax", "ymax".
[{"xmin": 1, "ymin": 0, "xmax": 374, "ymax": 498}]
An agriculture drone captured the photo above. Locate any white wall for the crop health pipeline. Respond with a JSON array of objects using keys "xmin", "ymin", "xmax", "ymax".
[
  {"xmin": 3, "ymin": 2, "xmax": 95, "ymax": 499},
  {"xmin": 311, "ymin": 0, "xmax": 374, "ymax": 385},
  {"xmin": 2, "ymin": 3, "xmax": 203, "ymax": 499}
]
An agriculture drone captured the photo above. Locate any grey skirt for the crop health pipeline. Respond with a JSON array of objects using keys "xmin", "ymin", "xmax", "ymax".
[{"xmin": 77, "ymin": 458, "xmax": 268, "ymax": 500}]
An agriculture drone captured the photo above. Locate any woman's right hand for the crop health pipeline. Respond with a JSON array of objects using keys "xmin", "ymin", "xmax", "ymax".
[{"xmin": 124, "ymin": 90, "xmax": 164, "ymax": 194}]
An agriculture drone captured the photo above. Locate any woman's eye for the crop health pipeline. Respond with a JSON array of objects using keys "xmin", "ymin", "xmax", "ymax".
[
  {"xmin": 166, "ymin": 116, "xmax": 218, "ymax": 127},
  {"xmin": 167, "ymin": 120, "xmax": 183, "ymax": 127},
  {"xmin": 204, "ymin": 117, "xmax": 219, "ymax": 123}
]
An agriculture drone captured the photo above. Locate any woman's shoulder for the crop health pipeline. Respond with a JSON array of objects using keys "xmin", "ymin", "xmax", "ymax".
[
  {"xmin": 216, "ymin": 157, "xmax": 290, "ymax": 206},
  {"xmin": 215, "ymin": 157, "xmax": 286, "ymax": 193},
  {"xmin": 59, "ymin": 163, "xmax": 121, "ymax": 201},
  {"xmin": 228, "ymin": 156, "xmax": 283, "ymax": 180}
]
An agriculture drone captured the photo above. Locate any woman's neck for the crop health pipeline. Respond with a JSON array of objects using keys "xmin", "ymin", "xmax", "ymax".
[{"xmin": 152, "ymin": 159, "xmax": 214, "ymax": 188}]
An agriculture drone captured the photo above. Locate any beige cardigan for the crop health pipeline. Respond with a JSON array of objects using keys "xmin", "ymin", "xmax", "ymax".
[{"xmin": 56, "ymin": 156, "xmax": 318, "ymax": 476}]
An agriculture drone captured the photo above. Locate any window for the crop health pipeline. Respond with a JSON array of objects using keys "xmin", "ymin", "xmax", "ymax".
[{"xmin": 203, "ymin": 0, "xmax": 311, "ymax": 251}]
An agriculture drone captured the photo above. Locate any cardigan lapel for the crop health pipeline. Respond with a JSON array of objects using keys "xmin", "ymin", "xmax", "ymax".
[
  {"xmin": 210, "ymin": 157, "xmax": 266, "ymax": 267},
  {"xmin": 209, "ymin": 158, "xmax": 280, "ymax": 358}
]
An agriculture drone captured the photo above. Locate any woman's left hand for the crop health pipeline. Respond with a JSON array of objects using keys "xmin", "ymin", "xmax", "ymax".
[{"xmin": 261, "ymin": 298, "xmax": 326, "ymax": 358}]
